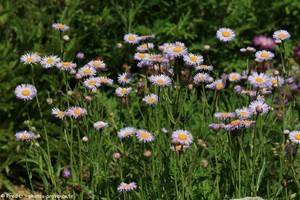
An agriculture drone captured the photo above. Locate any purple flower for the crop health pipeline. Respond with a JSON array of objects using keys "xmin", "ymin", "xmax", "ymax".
[
  {"xmin": 61, "ymin": 168, "xmax": 71, "ymax": 179},
  {"xmin": 253, "ymin": 35, "xmax": 276, "ymax": 50}
]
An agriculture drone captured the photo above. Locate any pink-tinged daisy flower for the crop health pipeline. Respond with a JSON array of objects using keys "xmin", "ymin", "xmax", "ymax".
[
  {"xmin": 117, "ymin": 182, "xmax": 137, "ymax": 192},
  {"xmin": 137, "ymin": 43, "xmax": 154, "ymax": 52},
  {"xmin": 87, "ymin": 60, "xmax": 106, "ymax": 70},
  {"xmin": 193, "ymin": 73, "xmax": 213, "ymax": 85},
  {"xmin": 15, "ymin": 84, "xmax": 37, "ymax": 101},
  {"xmin": 136, "ymin": 129, "xmax": 155, "ymax": 143},
  {"xmin": 214, "ymin": 112, "xmax": 236, "ymax": 121},
  {"xmin": 56, "ymin": 61, "xmax": 77, "ymax": 71},
  {"xmin": 270, "ymin": 76, "xmax": 285, "ymax": 88},
  {"xmin": 209, "ymin": 123, "xmax": 225, "ymax": 131},
  {"xmin": 255, "ymin": 50, "xmax": 274, "ymax": 62},
  {"xmin": 172, "ymin": 130, "xmax": 193, "ymax": 146},
  {"xmin": 93, "ymin": 121, "xmax": 108, "ymax": 130},
  {"xmin": 124, "ymin": 33, "xmax": 140, "ymax": 44},
  {"xmin": 118, "ymin": 72, "xmax": 132, "ymax": 85},
  {"xmin": 289, "ymin": 131, "xmax": 300, "ymax": 144},
  {"xmin": 216, "ymin": 28, "xmax": 235, "ymax": 42},
  {"xmin": 52, "ymin": 23, "xmax": 69, "ymax": 32},
  {"xmin": 183, "ymin": 53, "xmax": 204, "ymax": 66},
  {"xmin": 117, "ymin": 127, "xmax": 136, "ymax": 139},
  {"xmin": 40, "ymin": 55, "xmax": 60, "ymax": 69},
  {"xmin": 51, "ymin": 107, "xmax": 65, "ymax": 119},
  {"xmin": 249, "ymin": 100, "xmax": 269, "ymax": 115},
  {"xmin": 115, "ymin": 87, "xmax": 132, "ymax": 97},
  {"xmin": 148, "ymin": 74, "xmax": 172, "ymax": 87},
  {"xmin": 142, "ymin": 93, "xmax": 158, "ymax": 106},
  {"xmin": 206, "ymin": 79, "xmax": 225, "ymax": 91},
  {"xmin": 83, "ymin": 77, "xmax": 101, "ymax": 90},
  {"xmin": 195, "ymin": 64, "xmax": 214, "ymax": 71},
  {"xmin": 235, "ymin": 107, "xmax": 252, "ymax": 119},
  {"xmin": 66, "ymin": 106, "xmax": 87, "ymax": 119},
  {"xmin": 165, "ymin": 42, "xmax": 187, "ymax": 57},
  {"xmin": 15, "ymin": 130, "xmax": 37, "ymax": 142},
  {"xmin": 134, "ymin": 52, "xmax": 151, "ymax": 61},
  {"xmin": 78, "ymin": 65, "xmax": 96, "ymax": 77},
  {"xmin": 248, "ymin": 72, "xmax": 271, "ymax": 88},
  {"xmin": 98, "ymin": 76, "xmax": 114, "ymax": 86},
  {"xmin": 273, "ymin": 30, "xmax": 291, "ymax": 41},
  {"xmin": 20, "ymin": 52, "xmax": 41, "ymax": 65},
  {"xmin": 228, "ymin": 72, "xmax": 241, "ymax": 82},
  {"xmin": 253, "ymin": 35, "xmax": 275, "ymax": 50},
  {"xmin": 224, "ymin": 119, "xmax": 255, "ymax": 132}
]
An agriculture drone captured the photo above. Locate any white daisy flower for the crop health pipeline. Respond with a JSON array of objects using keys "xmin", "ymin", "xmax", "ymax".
[
  {"xmin": 98, "ymin": 76, "xmax": 114, "ymax": 86},
  {"xmin": 78, "ymin": 65, "xmax": 96, "ymax": 77},
  {"xmin": 165, "ymin": 42, "xmax": 187, "ymax": 57},
  {"xmin": 15, "ymin": 130, "xmax": 37, "ymax": 141},
  {"xmin": 289, "ymin": 131, "xmax": 300, "ymax": 144},
  {"xmin": 52, "ymin": 23, "xmax": 69, "ymax": 32},
  {"xmin": 142, "ymin": 93, "xmax": 158, "ymax": 106},
  {"xmin": 248, "ymin": 72, "xmax": 271, "ymax": 88},
  {"xmin": 51, "ymin": 107, "xmax": 65, "ymax": 119},
  {"xmin": 214, "ymin": 112, "xmax": 236, "ymax": 120},
  {"xmin": 183, "ymin": 53, "xmax": 204, "ymax": 66},
  {"xmin": 235, "ymin": 107, "xmax": 252, "ymax": 119},
  {"xmin": 137, "ymin": 43, "xmax": 154, "ymax": 52},
  {"xmin": 171, "ymin": 130, "xmax": 193, "ymax": 146},
  {"xmin": 20, "ymin": 52, "xmax": 41, "ymax": 65},
  {"xmin": 206, "ymin": 79, "xmax": 225, "ymax": 90},
  {"xmin": 136, "ymin": 129, "xmax": 155, "ymax": 143},
  {"xmin": 40, "ymin": 55, "xmax": 60, "ymax": 69},
  {"xmin": 88, "ymin": 60, "xmax": 106, "ymax": 70},
  {"xmin": 134, "ymin": 52, "xmax": 151, "ymax": 61},
  {"xmin": 65, "ymin": 106, "xmax": 87, "ymax": 119},
  {"xmin": 228, "ymin": 72, "xmax": 241, "ymax": 82},
  {"xmin": 56, "ymin": 61, "xmax": 77, "ymax": 71},
  {"xmin": 195, "ymin": 64, "xmax": 214, "ymax": 71},
  {"xmin": 124, "ymin": 33, "xmax": 140, "ymax": 44},
  {"xmin": 193, "ymin": 73, "xmax": 213, "ymax": 85},
  {"xmin": 148, "ymin": 74, "xmax": 172, "ymax": 87},
  {"xmin": 83, "ymin": 77, "xmax": 101, "ymax": 90},
  {"xmin": 255, "ymin": 50, "xmax": 274, "ymax": 62},
  {"xmin": 118, "ymin": 72, "xmax": 132, "ymax": 85},
  {"xmin": 249, "ymin": 100, "xmax": 269, "ymax": 115},
  {"xmin": 216, "ymin": 28, "xmax": 235, "ymax": 42},
  {"xmin": 117, "ymin": 127, "xmax": 136, "ymax": 139},
  {"xmin": 117, "ymin": 182, "xmax": 137, "ymax": 192},
  {"xmin": 15, "ymin": 84, "xmax": 37, "ymax": 101},
  {"xmin": 273, "ymin": 30, "xmax": 291, "ymax": 41},
  {"xmin": 93, "ymin": 121, "xmax": 108, "ymax": 130},
  {"xmin": 115, "ymin": 87, "xmax": 132, "ymax": 97}
]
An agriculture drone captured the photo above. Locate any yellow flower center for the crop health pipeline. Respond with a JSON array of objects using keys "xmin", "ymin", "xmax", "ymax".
[
  {"xmin": 26, "ymin": 57, "xmax": 34, "ymax": 63},
  {"xmin": 147, "ymin": 97, "xmax": 156, "ymax": 104},
  {"xmin": 21, "ymin": 88, "xmax": 31, "ymax": 96},
  {"xmin": 57, "ymin": 24, "xmax": 65, "ymax": 29},
  {"xmin": 128, "ymin": 35, "xmax": 136, "ymax": 41},
  {"xmin": 231, "ymin": 74, "xmax": 238, "ymax": 81},
  {"xmin": 140, "ymin": 131, "xmax": 150, "ymax": 139},
  {"xmin": 222, "ymin": 31, "xmax": 230, "ymax": 37},
  {"xmin": 74, "ymin": 109, "xmax": 82, "ymax": 116},
  {"xmin": 278, "ymin": 33, "xmax": 287, "ymax": 40},
  {"xmin": 173, "ymin": 46, "xmax": 183, "ymax": 53},
  {"xmin": 215, "ymin": 82, "xmax": 224, "ymax": 90},
  {"xmin": 20, "ymin": 133, "xmax": 30, "ymax": 140},
  {"xmin": 190, "ymin": 55, "xmax": 198, "ymax": 62},
  {"xmin": 57, "ymin": 111, "xmax": 64, "ymax": 118},
  {"xmin": 88, "ymin": 80, "xmax": 96, "ymax": 86},
  {"xmin": 62, "ymin": 62, "xmax": 71, "ymax": 68},
  {"xmin": 240, "ymin": 111, "xmax": 248, "ymax": 117},
  {"xmin": 260, "ymin": 52, "xmax": 269, "ymax": 59},
  {"xmin": 139, "ymin": 53, "xmax": 146, "ymax": 59},
  {"xmin": 255, "ymin": 77, "xmax": 264, "ymax": 84},
  {"xmin": 83, "ymin": 68, "xmax": 91, "ymax": 75},
  {"xmin": 178, "ymin": 133, "xmax": 188, "ymax": 141},
  {"xmin": 156, "ymin": 79, "xmax": 165, "ymax": 85},
  {"xmin": 230, "ymin": 120, "xmax": 241, "ymax": 126},
  {"xmin": 46, "ymin": 58, "xmax": 54, "ymax": 64},
  {"xmin": 295, "ymin": 133, "xmax": 300, "ymax": 140}
]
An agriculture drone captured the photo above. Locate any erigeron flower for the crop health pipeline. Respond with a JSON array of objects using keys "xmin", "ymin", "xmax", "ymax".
[
  {"xmin": 216, "ymin": 28, "xmax": 235, "ymax": 42},
  {"xmin": 224, "ymin": 119, "xmax": 255, "ymax": 132},
  {"xmin": 228, "ymin": 72, "xmax": 241, "ymax": 82},
  {"xmin": 56, "ymin": 61, "xmax": 77, "ymax": 71},
  {"xmin": 206, "ymin": 79, "xmax": 225, "ymax": 90},
  {"xmin": 83, "ymin": 77, "xmax": 101, "ymax": 90},
  {"xmin": 78, "ymin": 65, "xmax": 96, "ymax": 77},
  {"xmin": 20, "ymin": 52, "xmax": 41, "ymax": 65},
  {"xmin": 98, "ymin": 76, "xmax": 114, "ymax": 86},
  {"xmin": 195, "ymin": 64, "xmax": 214, "ymax": 71},
  {"xmin": 193, "ymin": 73, "xmax": 213, "ymax": 85},
  {"xmin": 88, "ymin": 60, "xmax": 106, "ymax": 70},
  {"xmin": 209, "ymin": 123, "xmax": 225, "ymax": 131},
  {"xmin": 255, "ymin": 50, "xmax": 274, "ymax": 62},
  {"xmin": 249, "ymin": 100, "xmax": 269, "ymax": 115},
  {"xmin": 52, "ymin": 23, "xmax": 69, "ymax": 32},
  {"xmin": 137, "ymin": 43, "xmax": 154, "ymax": 52},
  {"xmin": 165, "ymin": 42, "xmax": 187, "ymax": 57},
  {"xmin": 118, "ymin": 72, "xmax": 132, "ymax": 85},
  {"xmin": 183, "ymin": 53, "xmax": 204, "ymax": 66},
  {"xmin": 136, "ymin": 129, "xmax": 155, "ymax": 143},
  {"xmin": 15, "ymin": 130, "xmax": 37, "ymax": 141},
  {"xmin": 15, "ymin": 84, "xmax": 37, "ymax": 101},
  {"xmin": 289, "ymin": 131, "xmax": 300, "ymax": 144},
  {"xmin": 270, "ymin": 76, "xmax": 285, "ymax": 88},
  {"xmin": 214, "ymin": 112, "xmax": 236, "ymax": 121},
  {"xmin": 40, "ymin": 55, "xmax": 60, "ymax": 69},
  {"xmin": 134, "ymin": 52, "xmax": 151, "ymax": 61},
  {"xmin": 148, "ymin": 74, "xmax": 172, "ymax": 87},
  {"xmin": 115, "ymin": 87, "xmax": 132, "ymax": 97},
  {"xmin": 124, "ymin": 33, "xmax": 140, "ymax": 44},
  {"xmin": 172, "ymin": 130, "xmax": 193, "ymax": 146},
  {"xmin": 117, "ymin": 182, "xmax": 137, "ymax": 192},
  {"xmin": 248, "ymin": 72, "xmax": 271, "ymax": 88},
  {"xmin": 93, "ymin": 121, "xmax": 108, "ymax": 130},
  {"xmin": 117, "ymin": 127, "xmax": 136, "ymax": 139},
  {"xmin": 51, "ymin": 108, "xmax": 65, "ymax": 119},
  {"xmin": 66, "ymin": 106, "xmax": 87, "ymax": 119},
  {"xmin": 142, "ymin": 93, "xmax": 158, "ymax": 106},
  {"xmin": 235, "ymin": 107, "xmax": 252, "ymax": 119},
  {"xmin": 273, "ymin": 30, "xmax": 291, "ymax": 41}
]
